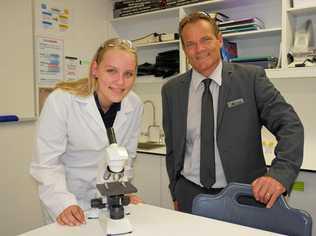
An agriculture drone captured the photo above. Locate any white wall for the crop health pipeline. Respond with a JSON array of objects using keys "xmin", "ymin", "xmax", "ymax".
[
  {"xmin": 133, "ymin": 82, "xmax": 165, "ymax": 142},
  {"xmin": 0, "ymin": 0, "xmax": 35, "ymax": 118},
  {"xmin": 0, "ymin": 1, "xmax": 111, "ymax": 235},
  {"xmin": 34, "ymin": 0, "xmax": 111, "ymax": 83},
  {"xmin": 1, "ymin": 121, "xmax": 42, "ymax": 236}
]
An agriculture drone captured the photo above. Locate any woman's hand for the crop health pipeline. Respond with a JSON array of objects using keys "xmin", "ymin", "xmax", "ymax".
[
  {"xmin": 173, "ymin": 201, "xmax": 179, "ymax": 211},
  {"xmin": 129, "ymin": 194, "xmax": 142, "ymax": 204},
  {"xmin": 56, "ymin": 205, "xmax": 86, "ymax": 226}
]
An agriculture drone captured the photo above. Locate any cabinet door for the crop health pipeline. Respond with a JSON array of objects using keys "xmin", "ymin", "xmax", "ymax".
[
  {"xmin": 160, "ymin": 159, "xmax": 174, "ymax": 209},
  {"xmin": 287, "ymin": 171, "xmax": 316, "ymax": 236},
  {"xmin": 133, "ymin": 153, "xmax": 161, "ymax": 206}
]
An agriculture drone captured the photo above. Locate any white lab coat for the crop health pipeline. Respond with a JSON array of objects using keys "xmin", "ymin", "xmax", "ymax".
[{"xmin": 30, "ymin": 89, "xmax": 143, "ymax": 221}]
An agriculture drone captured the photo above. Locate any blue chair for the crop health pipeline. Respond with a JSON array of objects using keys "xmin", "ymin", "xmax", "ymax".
[{"xmin": 192, "ymin": 182, "xmax": 312, "ymax": 236}]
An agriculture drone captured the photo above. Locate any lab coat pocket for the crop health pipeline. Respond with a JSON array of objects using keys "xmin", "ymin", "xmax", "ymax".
[
  {"xmin": 67, "ymin": 124, "xmax": 106, "ymax": 151},
  {"xmin": 66, "ymin": 170, "xmax": 96, "ymax": 202}
]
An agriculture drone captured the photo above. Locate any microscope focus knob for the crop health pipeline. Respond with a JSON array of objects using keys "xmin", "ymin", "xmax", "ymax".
[
  {"xmin": 91, "ymin": 198, "xmax": 106, "ymax": 209},
  {"xmin": 122, "ymin": 196, "xmax": 130, "ymax": 206}
]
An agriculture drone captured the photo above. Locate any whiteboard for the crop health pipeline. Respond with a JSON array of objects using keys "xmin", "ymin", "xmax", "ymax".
[{"xmin": 0, "ymin": 0, "xmax": 35, "ymax": 119}]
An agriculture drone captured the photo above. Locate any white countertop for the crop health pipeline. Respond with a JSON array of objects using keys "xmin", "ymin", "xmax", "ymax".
[
  {"xmin": 137, "ymin": 146, "xmax": 166, "ymax": 155},
  {"xmin": 19, "ymin": 204, "xmax": 283, "ymax": 236}
]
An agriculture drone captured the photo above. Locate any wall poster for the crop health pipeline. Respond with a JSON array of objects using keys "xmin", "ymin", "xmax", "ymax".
[{"xmin": 36, "ymin": 36, "xmax": 64, "ymax": 85}]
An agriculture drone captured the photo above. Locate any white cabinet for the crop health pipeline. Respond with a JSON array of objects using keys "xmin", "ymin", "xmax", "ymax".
[
  {"xmin": 109, "ymin": 0, "xmax": 308, "ymax": 77},
  {"xmin": 109, "ymin": 0, "xmax": 316, "ymax": 80},
  {"xmin": 160, "ymin": 158, "xmax": 174, "ymax": 209},
  {"xmin": 133, "ymin": 153, "xmax": 161, "ymax": 206},
  {"xmin": 133, "ymin": 152, "xmax": 173, "ymax": 209},
  {"xmin": 287, "ymin": 171, "xmax": 316, "ymax": 236},
  {"xmin": 280, "ymin": 1, "xmax": 316, "ymax": 77}
]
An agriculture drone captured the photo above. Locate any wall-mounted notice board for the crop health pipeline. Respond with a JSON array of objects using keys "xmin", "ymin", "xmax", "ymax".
[{"xmin": 0, "ymin": 0, "xmax": 36, "ymax": 120}]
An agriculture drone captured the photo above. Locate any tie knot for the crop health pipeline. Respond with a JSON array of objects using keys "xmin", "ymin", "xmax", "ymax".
[{"xmin": 202, "ymin": 79, "xmax": 211, "ymax": 89}]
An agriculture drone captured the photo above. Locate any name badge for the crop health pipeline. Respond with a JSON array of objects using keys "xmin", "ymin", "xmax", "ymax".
[{"xmin": 227, "ymin": 98, "xmax": 245, "ymax": 108}]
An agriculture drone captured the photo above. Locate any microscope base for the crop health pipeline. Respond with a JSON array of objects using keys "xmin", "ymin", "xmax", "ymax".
[
  {"xmin": 99, "ymin": 212, "xmax": 132, "ymax": 236},
  {"xmin": 107, "ymin": 217, "xmax": 132, "ymax": 236}
]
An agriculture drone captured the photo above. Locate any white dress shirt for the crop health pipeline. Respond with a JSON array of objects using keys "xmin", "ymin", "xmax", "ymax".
[{"xmin": 182, "ymin": 62, "xmax": 227, "ymax": 188}]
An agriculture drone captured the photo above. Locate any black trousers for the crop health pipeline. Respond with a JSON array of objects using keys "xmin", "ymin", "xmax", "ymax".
[{"xmin": 174, "ymin": 175, "xmax": 223, "ymax": 213}]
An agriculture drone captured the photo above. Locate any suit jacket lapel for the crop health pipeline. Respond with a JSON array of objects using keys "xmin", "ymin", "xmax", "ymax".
[{"xmin": 217, "ymin": 62, "xmax": 233, "ymax": 132}]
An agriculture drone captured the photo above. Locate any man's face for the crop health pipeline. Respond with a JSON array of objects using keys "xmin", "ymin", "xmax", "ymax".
[{"xmin": 182, "ymin": 19, "xmax": 223, "ymax": 77}]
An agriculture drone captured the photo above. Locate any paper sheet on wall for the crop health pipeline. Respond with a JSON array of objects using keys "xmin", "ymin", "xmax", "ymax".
[
  {"xmin": 37, "ymin": 37, "xmax": 64, "ymax": 85},
  {"xmin": 64, "ymin": 56, "xmax": 79, "ymax": 81}
]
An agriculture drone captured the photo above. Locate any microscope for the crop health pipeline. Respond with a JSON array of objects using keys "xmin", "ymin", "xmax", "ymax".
[{"xmin": 91, "ymin": 127, "xmax": 137, "ymax": 235}]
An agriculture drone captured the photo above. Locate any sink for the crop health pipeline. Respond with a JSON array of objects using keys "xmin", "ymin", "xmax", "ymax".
[{"xmin": 137, "ymin": 141, "xmax": 165, "ymax": 150}]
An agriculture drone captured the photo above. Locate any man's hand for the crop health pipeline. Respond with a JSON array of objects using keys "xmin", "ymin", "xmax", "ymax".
[
  {"xmin": 252, "ymin": 176, "xmax": 286, "ymax": 208},
  {"xmin": 56, "ymin": 205, "xmax": 86, "ymax": 226}
]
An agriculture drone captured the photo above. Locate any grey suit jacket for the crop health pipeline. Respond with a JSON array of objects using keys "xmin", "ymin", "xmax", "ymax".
[{"xmin": 161, "ymin": 62, "xmax": 304, "ymax": 200}]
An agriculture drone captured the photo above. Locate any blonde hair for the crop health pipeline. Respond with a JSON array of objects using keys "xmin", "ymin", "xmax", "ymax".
[
  {"xmin": 55, "ymin": 38, "xmax": 137, "ymax": 97},
  {"xmin": 179, "ymin": 11, "xmax": 220, "ymax": 45}
]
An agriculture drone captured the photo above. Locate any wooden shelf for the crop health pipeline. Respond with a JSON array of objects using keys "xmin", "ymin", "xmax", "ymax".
[
  {"xmin": 265, "ymin": 67, "xmax": 316, "ymax": 79},
  {"xmin": 181, "ymin": 0, "xmax": 226, "ymax": 11},
  {"xmin": 111, "ymin": 7, "xmax": 179, "ymax": 22},
  {"xmin": 287, "ymin": 5, "xmax": 316, "ymax": 16},
  {"xmin": 136, "ymin": 68, "xmax": 316, "ymax": 82},
  {"xmin": 223, "ymin": 28, "xmax": 281, "ymax": 40},
  {"xmin": 111, "ymin": 0, "xmax": 227, "ymax": 22},
  {"xmin": 135, "ymin": 40, "xmax": 179, "ymax": 48},
  {"xmin": 38, "ymin": 84, "xmax": 55, "ymax": 89},
  {"xmin": 136, "ymin": 74, "xmax": 179, "ymax": 84}
]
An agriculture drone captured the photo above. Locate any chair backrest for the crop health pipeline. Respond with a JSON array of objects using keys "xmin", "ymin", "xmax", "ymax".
[{"xmin": 192, "ymin": 182, "xmax": 312, "ymax": 236}]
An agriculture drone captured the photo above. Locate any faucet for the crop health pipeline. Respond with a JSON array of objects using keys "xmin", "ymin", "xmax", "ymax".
[
  {"xmin": 144, "ymin": 100, "xmax": 157, "ymax": 127},
  {"xmin": 143, "ymin": 100, "xmax": 162, "ymax": 142}
]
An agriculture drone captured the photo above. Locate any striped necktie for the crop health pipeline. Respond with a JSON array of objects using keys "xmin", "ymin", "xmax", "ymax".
[{"xmin": 200, "ymin": 78, "xmax": 216, "ymax": 188}]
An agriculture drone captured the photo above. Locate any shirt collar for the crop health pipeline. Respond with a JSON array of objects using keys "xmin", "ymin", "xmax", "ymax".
[
  {"xmin": 191, "ymin": 61, "xmax": 223, "ymax": 91},
  {"xmin": 93, "ymin": 91, "xmax": 121, "ymax": 115},
  {"xmin": 74, "ymin": 91, "xmax": 133, "ymax": 114}
]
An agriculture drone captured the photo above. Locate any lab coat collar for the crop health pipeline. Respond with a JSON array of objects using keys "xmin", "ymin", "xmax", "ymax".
[
  {"xmin": 120, "ymin": 93, "xmax": 134, "ymax": 114},
  {"xmin": 74, "ymin": 93, "xmax": 134, "ymax": 132},
  {"xmin": 74, "ymin": 93, "xmax": 134, "ymax": 114},
  {"xmin": 74, "ymin": 94, "xmax": 105, "ymax": 132}
]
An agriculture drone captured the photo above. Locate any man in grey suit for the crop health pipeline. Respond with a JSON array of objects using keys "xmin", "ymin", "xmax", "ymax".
[{"xmin": 161, "ymin": 12, "xmax": 304, "ymax": 213}]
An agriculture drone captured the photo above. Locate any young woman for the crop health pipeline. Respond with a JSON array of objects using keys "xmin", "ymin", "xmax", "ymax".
[{"xmin": 30, "ymin": 38, "xmax": 143, "ymax": 226}]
